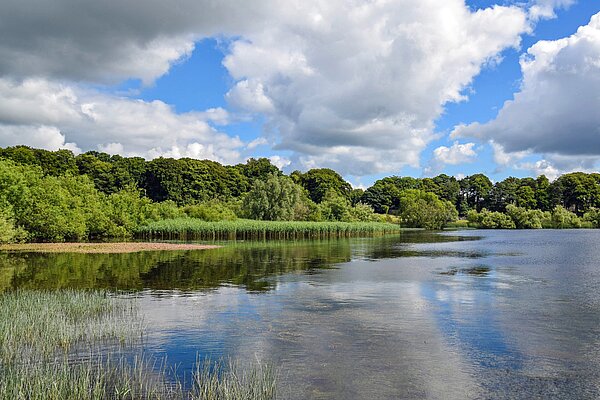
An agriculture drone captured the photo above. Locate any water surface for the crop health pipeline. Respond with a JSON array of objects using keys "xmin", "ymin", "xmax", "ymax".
[{"xmin": 2, "ymin": 230, "xmax": 599, "ymax": 399}]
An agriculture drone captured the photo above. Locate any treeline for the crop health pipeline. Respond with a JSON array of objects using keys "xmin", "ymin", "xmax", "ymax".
[{"xmin": 1, "ymin": 145, "xmax": 600, "ymax": 242}]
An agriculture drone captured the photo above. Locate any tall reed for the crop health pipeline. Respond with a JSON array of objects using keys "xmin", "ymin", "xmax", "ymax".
[{"xmin": 136, "ymin": 219, "xmax": 401, "ymax": 241}]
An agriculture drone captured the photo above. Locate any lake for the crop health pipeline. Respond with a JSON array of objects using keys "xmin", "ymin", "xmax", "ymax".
[{"xmin": 1, "ymin": 230, "xmax": 600, "ymax": 399}]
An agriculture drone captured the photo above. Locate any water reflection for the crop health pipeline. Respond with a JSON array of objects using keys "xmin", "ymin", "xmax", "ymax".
[
  {"xmin": 0, "ymin": 233, "xmax": 484, "ymax": 293},
  {"xmin": 3, "ymin": 230, "xmax": 600, "ymax": 398}
]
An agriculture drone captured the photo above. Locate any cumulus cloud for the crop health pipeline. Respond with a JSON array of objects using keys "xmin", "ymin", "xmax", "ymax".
[
  {"xmin": 489, "ymin": 141, "xmax": 600, "ymax": 180},
  {"xmin": 0, "ymin": 124, "xmax": 80, "ymax": 153},
  {"xmin": 453, "ymin": 12, "xmax": 600, "ymax": 161},
  {"xmin": 0, "ymin": 78, "xmax": 244, "ymax": 163},
  {"xmin": 0, "ymin": 0, "xmax": 537, "ymax": 175},
  {"xmin": 529, "ymin": 0, "xmax": 575, "ymax": 21},
  {"xmin": 433, "ymin": 142, "xmax": 477, "ymax": 165},
  {"xmin": 424, "ymin": 141, "xmax": 477, "ymax": 175},
  {"xmin": 223, "ymin": 0, "xmax": 529, "ymax": 175}
]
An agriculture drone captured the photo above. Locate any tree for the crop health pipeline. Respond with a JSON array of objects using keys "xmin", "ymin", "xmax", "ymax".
[
  {"xmin": 397, "ymin": 189, "xmax": 458, "ymax": 229},
  {"xmin": 535, "ymin": 175, "xmax": 551, "ymax": 211},
  {"xmin": 550, "ymin": 172, "xmax": 600, "ymax": 215},
  {"xmin": 293, "ymin": 168, "xmax": 353, "ymax": 204},
  {"xmin": 361, "ymin": 182, "xmax": 402, "ymax": 214},
  {"xmin": 237, "ymin": 158, "xmax": 281, "ymax": 182},
  {"xmin": 242, "ymin": 174, "xmax": 306, "ymax": 221},
  {"xmin": 459, "ymin": 174, "xmax": 492, "ymax": 212}
]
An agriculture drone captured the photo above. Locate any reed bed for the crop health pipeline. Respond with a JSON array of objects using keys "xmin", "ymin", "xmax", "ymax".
[
  {"xmin": 0, "ymin": 355, "xmax": 276, "ymax": 400},
  {"xmin": 0, "ymin": 290, "xmax": 277, "ymax": 400},
  {"xmin": 0, "ymin": 290, "xmax": 142, "ymax": 364},
  {"xmin": 136, "ymin": 219, "xmax": 401, "ymax": 241}
]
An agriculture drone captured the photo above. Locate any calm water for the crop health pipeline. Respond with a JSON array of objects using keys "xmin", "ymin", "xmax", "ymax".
[{"xmin": 2, "ymin": 230, "xmax": 600, "ymax": 399}]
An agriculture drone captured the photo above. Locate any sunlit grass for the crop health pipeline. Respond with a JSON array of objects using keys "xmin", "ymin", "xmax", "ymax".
[{"xmin": 137, "ymin": 218, "xmax": 401, "ymax": 240}]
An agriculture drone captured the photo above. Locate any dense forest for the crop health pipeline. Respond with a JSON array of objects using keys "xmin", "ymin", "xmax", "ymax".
[{"xmin": 1, "ymin": 145, "xmax": 600, "ymax": 242}]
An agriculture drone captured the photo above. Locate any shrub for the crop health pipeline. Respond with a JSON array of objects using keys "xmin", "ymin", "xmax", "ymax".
[
  {"xmin": 505, "ymin": 205, "xmax": 544, "ymax": 229},
  {"xmin": 550, "ymin": 206, "xmax": 582, "ymax": 228},
  {"xmin": 467, "ymin": 209, "xmax": 516, "ymax": 229},
  {"xmin": 184, "ymin": 201, "xmax": 237, "ymax": 221}
]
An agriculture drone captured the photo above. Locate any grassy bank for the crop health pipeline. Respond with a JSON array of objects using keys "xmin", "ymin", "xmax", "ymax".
[
  {"xmin": 0, "ymin": 290, "xmax": 276, "ymax": 399},
  {"xmin": 136, "ymin": 219, "xmax": 401, "ymax": 240}
]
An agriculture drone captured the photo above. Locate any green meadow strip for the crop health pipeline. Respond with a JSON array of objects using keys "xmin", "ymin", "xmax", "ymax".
[{"xmin": 136, "ymin": 219, "xmax": 401, "ymax": 240}]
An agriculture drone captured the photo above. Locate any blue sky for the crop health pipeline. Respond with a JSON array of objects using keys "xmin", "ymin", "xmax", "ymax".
[{"xmin": 1, "ymin": 0, "xmax": 599, "ymax": 187}]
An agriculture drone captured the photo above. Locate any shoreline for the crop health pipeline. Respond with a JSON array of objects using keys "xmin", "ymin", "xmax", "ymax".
[{"xmin": 0, "ymin": 242, "xmax": 221, "ymax": 254}]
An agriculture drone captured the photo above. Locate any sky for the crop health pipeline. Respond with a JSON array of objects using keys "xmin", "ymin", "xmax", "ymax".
[{"xmin": 0, "ymin": 0, "xmax": 599, "ymax": 187}]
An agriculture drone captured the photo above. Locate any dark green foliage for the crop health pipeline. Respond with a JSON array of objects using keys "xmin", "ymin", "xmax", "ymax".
[
  {"xmin": 237, "ymin": 158, "xmax": 281, "ymax": 182},
  {"xmin": 143, "ymin": 157, "xmax": 248, "ymax": 204},
  {"xmin": 0, "ymin": 146, "xmax": 78, "ymax": 176},
  {"xmin": 550, "ymin": 172, "xmax": 600, "ymax": 215},
  {"xmin": 361, "ymin": 182, "xmax": 402, "ymax": 214},
  {"xmin": 535, "ymin": 175, "xmax": 551, "ymax": 211},
  {"xmin": 460, "ymin": 174, "xmax": 492, "ymax": 212},
  {"xmin": 292, "ymin": 168, "xmax": 353, "ymax": 204}
]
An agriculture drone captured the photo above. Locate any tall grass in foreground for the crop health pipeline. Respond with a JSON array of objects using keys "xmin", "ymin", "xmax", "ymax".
[
  {"xmin": 136, "ymin": 218, "xmax": 401, "ymax": 240},
  {"xmin": 0, "ymin": 290, "xmax": 276, "ymax": 400},
  {"xmin": 0, "ymin": 355, "xmax": 276, "ymax": 400},
  {"xmin": 0, "ymin": 290, "xmax": 142, "ymax": 364}
]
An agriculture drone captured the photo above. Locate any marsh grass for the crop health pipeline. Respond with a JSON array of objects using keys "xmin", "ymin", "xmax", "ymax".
[
  {"xmin": 0, "ymin": 290, "xmax": 277, "ymax": 399},
  {"xmin": 0, "ymin": 290, "xmax": 143, "ymax": 364},
  {"xmin": 137, "ymin": 218, "xmax": 401, "ymax": 240}
]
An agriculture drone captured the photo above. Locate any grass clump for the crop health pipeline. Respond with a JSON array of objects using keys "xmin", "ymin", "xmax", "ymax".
[{"xmin": 136, "ymin": 218, "xmax": 401, "ymax": 240}]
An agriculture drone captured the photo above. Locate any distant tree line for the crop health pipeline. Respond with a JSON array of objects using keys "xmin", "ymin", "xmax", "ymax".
[{"xmin": 1, "ymin": 145, "xmax": 600, "ymax": 242}]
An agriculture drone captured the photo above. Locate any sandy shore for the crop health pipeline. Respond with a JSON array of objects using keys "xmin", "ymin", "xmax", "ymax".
[{"xmin": 0, "ymin": 242, "xmax": 221, "ymax": 254}]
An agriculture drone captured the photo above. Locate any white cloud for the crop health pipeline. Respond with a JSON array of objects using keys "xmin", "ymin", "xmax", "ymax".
[
  {"xmin": 268, "ymin": 155, "xmax": 291, "ymax": 170},
  {"xmin": 246, "ymin": 137, "xmax": 268, "ymax": 150},
  {"xmin": 0, "ymin": 78, "xmax": 243, "ymax": 163},
  {"xmin": 453, "ymin": 12, "xmax": 600, "ymax": 161},
  {"xmin": 223, "ymin": 0, "xmax": 529, "ymax": 175},
  {"xmin": 424, "ymin": 141, "xmax": 477, "ymax": 175},
  {"xmin": 529, "ymin": 0, "xmax": 575, "ymax": 21},
  {"xmin": 0, "ymin": 124, "xmax": 80, "ymax": 153},
  {"xmin": 433, "ymin": 142, "xmax": 477, "ymax": 165}
]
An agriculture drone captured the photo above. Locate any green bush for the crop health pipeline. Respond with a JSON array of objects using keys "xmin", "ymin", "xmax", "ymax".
[
  {"xmin": 584, "ymin": 208, "xmax": 600, "ymax": 228},
  {"xmin": 505, "ymin": 205, "xmax": 544, "ymax": 229},
  {"xmin": 550, "ymin": 206, "xmax": 582, "ymax": 228},
  {"xmin": 467, "ymin": 209, "xmax": 516, "ymax": 229},
  {"xmin": 184, "ymin": 201, "xmax": 237, "ymax": 221},
  {"xmin": 0, "ymin": 207, "xmax": 27, "ymax": 243}
]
